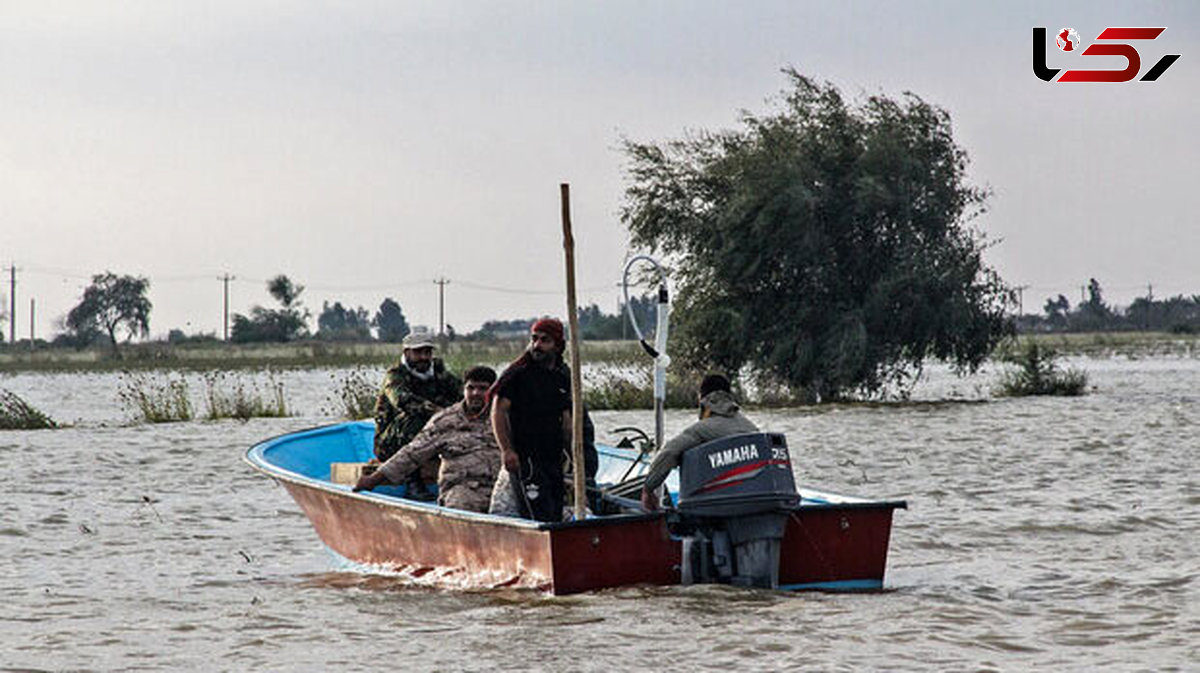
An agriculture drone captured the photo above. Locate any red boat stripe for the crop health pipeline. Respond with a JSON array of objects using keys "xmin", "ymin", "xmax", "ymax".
[
  {"xmin": 694, "ymin": 459, "xmax": 791, "ymax": 494},
  {"xmin": 696, "ymin": 468, "xmax": 765, "ymax": 494}
]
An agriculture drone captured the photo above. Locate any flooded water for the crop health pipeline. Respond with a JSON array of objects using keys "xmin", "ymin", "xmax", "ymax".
[{"xmin": 1, "ymin": 356, "xmax": 1196, "ymax": 671}]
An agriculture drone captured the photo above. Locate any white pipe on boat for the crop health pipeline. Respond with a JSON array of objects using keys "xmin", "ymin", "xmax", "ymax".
[
  {"xmin": 653, "ymin": 283, "xmax": 670, "ymax": 453},
  {"xmin": 622, "ymin": 256, "xmax": 670, "ymax": 454}
]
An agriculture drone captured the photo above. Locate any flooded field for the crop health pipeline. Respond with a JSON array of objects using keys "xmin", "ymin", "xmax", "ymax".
[{"xmin": 1, "ymin": 356, "xmax": 1196, "ymax": 671}]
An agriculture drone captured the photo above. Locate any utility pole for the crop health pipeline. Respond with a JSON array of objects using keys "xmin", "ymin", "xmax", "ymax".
[
  {"xmin": 1144, "ymin": 283, "xmax": 1155, "ymax": 331},
  {"xmin": 219, "ymin": 274, "xmax": 235, "ymax": 341},
  {"xmin": 434, "ymin": 277, "xmax": 450, "ymax": 336},
  {"xmin": 29, "ymin": 298, "xmax": 35, "ymax": 351},
  {"xmin": 1015, "ymin": 285, "xmax": 1030, "ymax": 316},
  {"xmin": 615, "ymin": 282, "xmax": 627, "ymax": 340},
  {"xmin": 8, "ymin": 264, "xmax": 15, "ymax": 344}
]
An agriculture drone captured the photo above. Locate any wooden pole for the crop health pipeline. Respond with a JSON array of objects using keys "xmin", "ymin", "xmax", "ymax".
[{"xmin": 560, "ymin": 183, "xmax": 586, "ymax": 520}]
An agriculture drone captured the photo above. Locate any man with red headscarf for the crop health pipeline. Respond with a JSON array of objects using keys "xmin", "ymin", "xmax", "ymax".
[{"xmin": 489, "ymin": 317, "xmax": 576, "ymax": 522}]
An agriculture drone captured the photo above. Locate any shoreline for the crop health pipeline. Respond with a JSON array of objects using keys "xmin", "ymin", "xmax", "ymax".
[
  {"xmin": 0, "ymin": 332, "xmax": 1195, "ymax": 374},
  {"xmin": 0, "ymin": 339, "xmax": 641, "ymax": 374}
]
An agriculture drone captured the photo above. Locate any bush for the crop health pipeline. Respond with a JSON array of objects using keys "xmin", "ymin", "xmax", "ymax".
[
  {"xmin": 118, "ymin": 371, "xmax": 194, "ymax": 423},
  {"xmin": 997, "ymin": 343, "xmax": 1088, "ymax": 397},
  {"xmin": 0, "ymin": 389, "xmax": 57, "ymax": 429}
]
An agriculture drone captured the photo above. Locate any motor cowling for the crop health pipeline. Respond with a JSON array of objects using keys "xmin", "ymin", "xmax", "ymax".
[{"xmin": 673, "ymin": 432, "xmax": 799, "ymax": 589}]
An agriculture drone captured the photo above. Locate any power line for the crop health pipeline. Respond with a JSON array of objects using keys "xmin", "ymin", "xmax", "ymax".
[
  {"xmin": 454, "ymin": 279, "xmax": 614, "ymax": 296},
  {"xmin": 23, "ymin": 265, "xmax": 93, "ymax": 280},
  {"xmin": 13, "ymin": 263, "xmax": 619, "ymax": 297},
  {"xmin": 301, "ymin": 279, "xmax": 431, "ymax": 292}
]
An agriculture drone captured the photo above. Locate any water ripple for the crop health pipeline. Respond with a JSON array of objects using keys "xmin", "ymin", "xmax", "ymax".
[{"xmin": 1, "ymin": 360, "xmax": 1196, "ymax": 671}]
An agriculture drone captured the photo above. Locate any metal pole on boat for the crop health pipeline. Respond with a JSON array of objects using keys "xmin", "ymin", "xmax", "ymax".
[
  {"xmin": 560, "ymin": 183, "xmax": 587, "ymax": 520},
  {"xmin": 622, "ymin": 257, "xmax": 670, "ymax": 453},
  {"xmin": 652, "ymin": 282, "xmax": 669, "ymax": 453}
]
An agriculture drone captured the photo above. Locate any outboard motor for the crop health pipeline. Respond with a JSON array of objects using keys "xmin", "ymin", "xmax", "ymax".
[{"xmin": 673, "ymin": 432, "xmax": 799, "ymax": 589}]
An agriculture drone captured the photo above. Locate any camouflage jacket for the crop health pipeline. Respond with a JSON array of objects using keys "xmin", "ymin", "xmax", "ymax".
[
  {"xmin": 377, "ymin": 401, "xmax": 501, "ymax": 513},
  {"xmin": 373, "ymin": 358, "xmax": 462, "ymax": 462}
]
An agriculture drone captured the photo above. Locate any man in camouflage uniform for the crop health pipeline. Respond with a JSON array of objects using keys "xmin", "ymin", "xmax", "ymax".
[
  {"xmin": 373, "ymin": 330, "xmax": 462, "ymax": 496},
  {"xmin": 355, "ymin": 366, "xmax": 501, "ymax": 513}
]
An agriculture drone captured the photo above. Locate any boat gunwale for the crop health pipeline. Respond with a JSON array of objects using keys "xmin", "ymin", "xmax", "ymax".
[{"xmin": 245, "ymin": 420, "xmax": 907, "ymax": 532}]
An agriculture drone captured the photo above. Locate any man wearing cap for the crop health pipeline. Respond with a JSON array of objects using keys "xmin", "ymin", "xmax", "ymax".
[
  {"xmin": 355, "ymin": 366, "xmax": 501, "ymax": 513},
  {"xmin": 373, "ymin": 328, "xmax": 462, "ymax": 498},
  {"xmin": 489, "ymin": 317, "xmax": 584, "ymax": 522},
  {"xmin": 640, "ymin": 374, "xmax": 759, "ymax": 512}
]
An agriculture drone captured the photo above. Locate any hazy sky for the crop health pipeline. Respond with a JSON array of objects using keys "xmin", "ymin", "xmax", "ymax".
[{"xmin": 2, "ymin": 1, "xmax": 1197, "ymax": 340}]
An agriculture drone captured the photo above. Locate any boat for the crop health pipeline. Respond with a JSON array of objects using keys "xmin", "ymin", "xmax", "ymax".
[{"xmin": 245, "ymin": 419, "xmax": 906, "ymax": 595}]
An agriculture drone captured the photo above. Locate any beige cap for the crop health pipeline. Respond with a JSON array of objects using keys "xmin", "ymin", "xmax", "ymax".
[{"xmin": 402, "ymin": 328, "xmax": 435, "ymax": 349}]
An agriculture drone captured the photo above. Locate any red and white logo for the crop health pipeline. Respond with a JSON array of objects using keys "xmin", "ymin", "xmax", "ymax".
[{"xmin": 1034, "ymin": 26, "xmax": 1180, "ymax": 82}]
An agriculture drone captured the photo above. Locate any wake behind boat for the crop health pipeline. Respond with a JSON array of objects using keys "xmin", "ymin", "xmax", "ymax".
[{"xmin": 245, "ymin": 419, "xmax": 905, "ymax": 595}]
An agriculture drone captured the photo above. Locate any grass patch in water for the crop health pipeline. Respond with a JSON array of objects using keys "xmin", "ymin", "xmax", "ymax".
[
  {"xmin": 324, "ymin": 366, "xmax": 379, "ymax": 420},
  {"xmin": 583, "ymin": 360, "xmax": 699, "ymax": 410},
  {"xmin": 118, "ymin": 371, "xmax": 194, "ymax": 423},
  {"xmin": 997, "ymin": 342, "xmax": 1088, "ymax": 397},
  {"xmin": 203, "ymin": 370, "xmax": 290, "ymax": 420},
  {"xmin": 0, "ymin": 389, "xmax": 58, "ymax": 429}
]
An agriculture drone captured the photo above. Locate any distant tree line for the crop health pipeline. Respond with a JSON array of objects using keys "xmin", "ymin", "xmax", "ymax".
[
  {"xmin": 467, "ymin": 295, "xmax": 657, "ymax": 341},
  {"xmin": 1018, "ymin": 278, "xmax": 1200, "ymax": 334},
  {"xmin": 35, "ymin": 271, "xmax": 1196, "ymax": 376},
  {"xmin": 38, "ymin": 272, "xmax": 657, "ymax": 353}
]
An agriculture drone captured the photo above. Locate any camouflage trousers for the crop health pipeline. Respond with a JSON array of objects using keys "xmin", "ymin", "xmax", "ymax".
[{"xmin": 439, "ymin": 480, "xmax": 493, "ymax": 514}]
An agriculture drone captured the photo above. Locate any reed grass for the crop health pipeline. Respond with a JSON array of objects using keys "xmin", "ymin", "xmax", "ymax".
[
  {"xmin": 0, "ymin": 389, "xmax": 58, "ymax": 429},
  {"xmin": 997, "ymin": 342, "xmax": 1089, "ymax": 397},
  {"xmin": 583, "ymin": 360, "xmax": 699, "ymax": 410},
  {"xmin": 118, "ymin": 371, "xmax": 194, "ymax": 423},
  {"xmin": 203, "ymin": 370, "xmax": 290, "ymax": 420},
  {"xmin": 325, "ymin": 366, "xmax": 379, "ymax": 420}
]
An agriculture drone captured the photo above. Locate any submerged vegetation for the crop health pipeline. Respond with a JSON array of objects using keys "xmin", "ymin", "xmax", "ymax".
[
  {"xmin": 118, "ymin": 370, "xmax": 291, "ymax": 423},
  {"xmin": 0, "ymin": 389, "xmax": 58, "ymax": 429},
  {"xmin": 202, "ymin": 371, "xmax": 290, "ymax": 420},
  {"xmin": 997, "ymin": 343, "xmax": 1088, "ymax": 397},
  {"xmin": 118, "ymin": 371, "xmax": 194, "ymax": 423},
  {"xmin": 583, "ymin": 360, "xmax": 698, "ymax": 411},
  {"xmin": 326, "ymin": 366, "xmax": 379, "ymax": 420}
]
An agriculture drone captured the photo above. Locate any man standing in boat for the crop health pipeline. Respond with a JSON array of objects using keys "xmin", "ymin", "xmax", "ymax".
[
  {"xmin": 354, "ymin": 366, "xmax": 501, "ymax": 512},
  {"xmin": 640, "ymin": 374, "xmax": 759, "ymax": 511},
  {"xmin": 373, "ymin": 328, "xmax": 462, "ymax": 499},
  {"xmin": 490, "ymin": 318, "xmax": 578, "ymax": 522}
]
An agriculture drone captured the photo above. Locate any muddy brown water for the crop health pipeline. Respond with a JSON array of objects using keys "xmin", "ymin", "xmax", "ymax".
[{"xmin": 1, "ymin": 357, "xmax": 1196, "ymax": 671}]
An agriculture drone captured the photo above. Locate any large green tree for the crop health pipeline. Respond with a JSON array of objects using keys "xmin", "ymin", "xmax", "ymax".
[
  {"xmin": 231, "ymin": 275, "xmax": 310, "ymax": 343},
  {"xmin": 621, "ymin": 69, "xmax": 1012, "ymax": 401},
  {"xmin": 316, "ymin": 301, "xmax": 371, "ymax": 341},
  {"xmin": 65, "ymin": 272, "xmax": 152, "ymax": 356},
  {"xmin": 373, "ymin": 297, "xmax": 410, "ymax": 343}
]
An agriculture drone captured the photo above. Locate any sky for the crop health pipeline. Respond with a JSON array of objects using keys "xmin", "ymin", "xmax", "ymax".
[{"xmin": 1, "ymin": 1, "xmax": 1197, "ymax": 340}]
